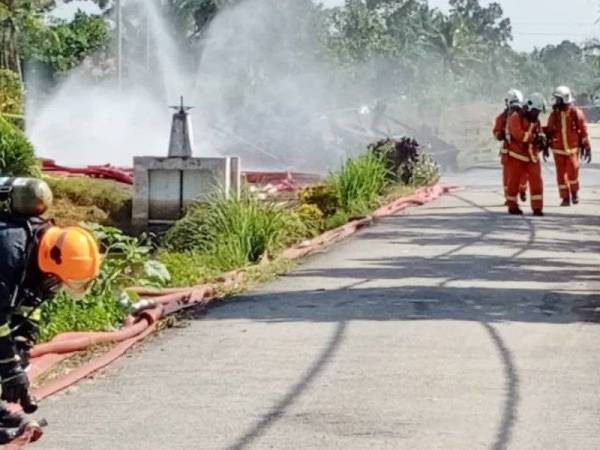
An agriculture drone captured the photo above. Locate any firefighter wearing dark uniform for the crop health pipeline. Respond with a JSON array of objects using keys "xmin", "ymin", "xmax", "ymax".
[{"xmin": 0, "ymin": 178, "xmax": 100, "ymax": 443}]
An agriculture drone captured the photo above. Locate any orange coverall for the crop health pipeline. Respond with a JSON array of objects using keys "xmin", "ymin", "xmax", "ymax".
[
  {"xmin": 493, "ymin": 111, "xmax": 528, "ymax": 199},
  {"xmin": 506, "ymin": 112, "xmax": 543, "ymax": 211},
  {"xmin": 545, "ymin": 105, "xmax": 590, "ymax": 200}
]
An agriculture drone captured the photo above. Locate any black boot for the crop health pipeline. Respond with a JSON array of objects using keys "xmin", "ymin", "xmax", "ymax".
[
  {"xmin": 509, "ymin": 207, "xmax": 523, "ymax": 215},
  {"xmin": 0, "ymin": 403, "xmax": 28, "ymax": 429},
  {"xmin": 571, "ymin": 192, "xmax": 579, "ymax": 205},
  {"xmin": 533, "ymin": 209, "xmax": 544, "ymax": 217},
  {"xmin": 520, "ymin": 191, "xmax": 527, "ymax": 202},
  {"xmin": 560, "ymin": 197, "xmax": 571, "ymax": 207},
  {"xmin": 0, "ymin": 420, "xmax": 45, "ymax": 445},
  {"xmin": 0, "ymin": 403, "xmax": 30, "ymax": 444}
]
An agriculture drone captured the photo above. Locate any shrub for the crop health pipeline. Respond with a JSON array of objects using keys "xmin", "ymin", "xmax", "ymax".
[
  {"xmin": 368, "ymin": 137, "xmax": 421, "ymax": 184},
  {"xmin": 166, "ymin": 193, "xmax": 309, "ymax": 271},
  {"xmin": 294, "ymin": 203, "xmax": 324, "ymax": 234},
  {"xmin": 201, "ymin": 193, "xmax": 308, "ymax": 271},
  {"xmin": 163, "ymin": 203, "xmax": 209, "ymax": 252},
  {"xmin": 0, "ymin": 116, "xmax": 38, "ymax": 176},
  {"xmin": 0, "ymin": 69, "xmax": 23, "ymax": 115},
  {"xmin": 329, "ymin": 152, "xmax": 391, "ymax": 214},
  {"xmin": 298, "ymin": 183, "xmax": 339, "ymax": 216},
  {"xmin": 404, "ymin": 152, "xmax": 441, "ymax": 187}
]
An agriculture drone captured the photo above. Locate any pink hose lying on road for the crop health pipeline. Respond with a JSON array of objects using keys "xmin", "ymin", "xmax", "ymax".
[
  {"xmin": 32, "ymin": 320, "xmax": 160, "ymax": 402},
  {"xmin": 30, "ymin": 314, "xmax": 156, "ymax": 359}
]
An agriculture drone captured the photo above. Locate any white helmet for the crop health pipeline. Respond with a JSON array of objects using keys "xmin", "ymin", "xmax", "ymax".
[
  {"xmin": 552, "ymin": 85, "xmax": 573, "ymax": 105},
  {"xmin": 526, "ymin": 93, "xmax": 547, "ymax": 113},
  {"xmin": 505, "ymin": 89, "xmax": 524, "ymax": 107}
]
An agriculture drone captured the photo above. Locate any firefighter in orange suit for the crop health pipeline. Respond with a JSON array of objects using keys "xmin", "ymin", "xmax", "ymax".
[
  {"xmin": 544, "ymin": 86, "xmax": 592, "ymax": 206},
  {"xmin": 506, "ymin": 93, "xmax": 548, "ymax": 216},
  {"xmin": 493, "ymin": 89, "xmax": 528, "ymax": 203}
]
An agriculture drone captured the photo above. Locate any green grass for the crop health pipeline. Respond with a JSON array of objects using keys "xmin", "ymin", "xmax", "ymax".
[
  {"xmin": 39, "ymin": 291, "xmax": 128, "ymax": 342},
  {"xmin": 166, "ymin": 193, "xmax": 310, "ymax": 272},
  {"xmin": 329, "ymin": 152, "xmax": 391, "ymax": 215},
  {"xmin": 45, "ymin": 175, "xmax": 132, "ymax": 226},
  {"xmin": 159, "ymin": 251, "xmax": 218, "ymax": 287},
  {"xmin": 323, "ymin": 210, "xmax": 351, "ymax": 229}
]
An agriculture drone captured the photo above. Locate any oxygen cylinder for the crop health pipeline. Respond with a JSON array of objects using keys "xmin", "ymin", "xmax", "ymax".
[{"xmin": 0, "ymin": 177, "xmax": 53, "ymax": 216}]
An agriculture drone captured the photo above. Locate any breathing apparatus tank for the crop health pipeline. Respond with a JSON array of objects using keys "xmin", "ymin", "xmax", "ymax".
[{"xmin": 0, "ymin": 177, "xmax": 53, "ymax": 217}]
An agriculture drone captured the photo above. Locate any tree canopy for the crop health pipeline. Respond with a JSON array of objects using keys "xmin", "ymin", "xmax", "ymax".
[{"xmin": 1, "ymin": 0, "xmax": 598, "ymax": 108}]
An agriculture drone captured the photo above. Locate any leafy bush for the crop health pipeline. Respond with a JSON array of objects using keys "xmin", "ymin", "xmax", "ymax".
[
  {"xmin": 24, "ymin": 12, "xmax": 110, "ymax": 76},
  {"xmin": 39, "ymin": 224, "xmax": 170, "ymax": 341},
  {"xmin": 369, "ymin": 137, "xmax": 420, "ymax": 184},
  {"xmin": 89, "ymin": 224, "xmax": 170, "ymax": 293},
  {"xmin": 163, "ymin": 203, "xmax": 209, "ymax": 252},
  {"xmin": 0, "ymin": 69, "xmax": 23, "ymax": 118},
  {"xmin": 403, "ymin": 153, "xmax": 441, "ymax": 187},
  {"xmin": 0, "ymin": 116, "xmax": 39, "ymax": 176},
  {"xmin": 294, "ymin": 203, "xmax": 324, "ymax": 234},
  {"xmin": 298, "ymin": 183, "xmax": 339, "ymax": 216},
  {"xmin": 329, "ymin": 152, "xmax": 391, "ymax": 214}
]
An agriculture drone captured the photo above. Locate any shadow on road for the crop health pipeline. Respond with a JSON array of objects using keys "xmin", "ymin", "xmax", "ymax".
[
  {"xmin": 482, "ymin": 322, "xmax": 519, "ymax": 450},
  {"xmin": 227, "ymin": 322, "xmax": 347, "ymax": 450},
  {"xmin": 188, "ymin": 191, "xmax": 600, "ymax": 450}
]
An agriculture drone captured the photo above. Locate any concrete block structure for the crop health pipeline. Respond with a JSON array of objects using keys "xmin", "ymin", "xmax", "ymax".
[
  {"xmin": 132, "ymin": 99, "xmax": 241, "ymax": 228},
  {"xmin": 132, "ymin": 156, "xmax": 240, "ymax": 227}
]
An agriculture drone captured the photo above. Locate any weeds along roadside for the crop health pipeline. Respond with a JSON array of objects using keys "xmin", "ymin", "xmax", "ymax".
[
  {"xmin": 160, "ymin": 149, "xmax": 440, "ymax": 287},
  {"xmin": 39, "ymin": 148, "xmax": 440, "ymax": 342}
]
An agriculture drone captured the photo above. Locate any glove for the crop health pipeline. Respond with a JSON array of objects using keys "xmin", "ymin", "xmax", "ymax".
[
  {"xmin": 581, "ymin": 147, "xmax": 591, "ymax": 164},
  {"xmin": 0, "ymin": 362, "xmax": 37, "ymax": 413},
  {"xmin": 14, "ymin": 338, "xmax": 33, "ymax": 371}
]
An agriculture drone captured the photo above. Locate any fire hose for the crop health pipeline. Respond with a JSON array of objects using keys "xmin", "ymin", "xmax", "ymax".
[{"xmin": 4, "ymin": 182, "xmax": 457, "ymax": 448}]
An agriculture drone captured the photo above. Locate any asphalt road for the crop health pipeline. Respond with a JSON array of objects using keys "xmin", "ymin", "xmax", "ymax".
[{"xmin": 36, "ymin": 166, "xmax": 600, "ymax": 450}]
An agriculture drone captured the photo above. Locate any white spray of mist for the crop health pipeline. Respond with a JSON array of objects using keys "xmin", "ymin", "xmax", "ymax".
[{"xmin": 26, "ymin": 0, "xmax": 398, "ymax": 171}]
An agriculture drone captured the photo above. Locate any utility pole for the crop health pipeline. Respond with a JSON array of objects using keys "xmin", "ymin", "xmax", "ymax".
[
  {"xmin": 146, "ymin": 7, "xmax": 151, "ymax": 70},
  {"xmin": 116, "ymin": 0, "xmax": 123, "ymax": 89}
]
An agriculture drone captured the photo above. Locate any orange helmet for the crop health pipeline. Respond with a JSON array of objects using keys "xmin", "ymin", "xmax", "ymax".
[{"xmin": 38, "ymin": 226, "xmax": 101, "ymax": 294}]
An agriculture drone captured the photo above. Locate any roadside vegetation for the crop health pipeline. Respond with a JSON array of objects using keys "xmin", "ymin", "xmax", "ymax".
[
  {"xmin": 161, "ymin": 146, "xmax": 439, "ymax": 288},
  {"xmin": 35, "ymin": 142, "xmax": 439, "ymax": 341},
  {"xmin": 0, "ymin": 115, "xmax": 39, "ymax": 176},
  {"xmin": 39, "ymin": 224, "xmax": 170, "ymax": 341},
  {"xmin": 0, "ymin": 0, "xmax": 458, "ymax": 341},
  {"xmin": 44, "ymin": 175, "xmax": 132, "ymax": 227}
]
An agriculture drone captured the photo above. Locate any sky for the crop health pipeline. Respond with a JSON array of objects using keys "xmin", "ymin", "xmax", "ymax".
[
  {"xmin": 54, "ymin": 0, "xmax": 600, "ymax": 53},
  {"xmin": 320, "ymin": 0, "xmax": 600, "ymax": 52}
]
